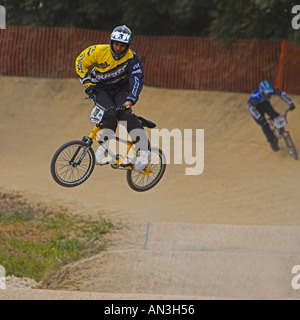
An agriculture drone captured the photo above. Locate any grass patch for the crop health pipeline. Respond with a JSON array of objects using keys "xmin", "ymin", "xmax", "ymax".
[{"xmin": 0, "ymin": 191, "xmax": 113, "ymax": 282}]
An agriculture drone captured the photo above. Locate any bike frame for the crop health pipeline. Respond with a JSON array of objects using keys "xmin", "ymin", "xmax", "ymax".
[
  {"xmin": 267, "ymin": 108, "xmax": 290, "ymax": 139},
  {"xmin": 88, "ymin": 125, "xmax": 135, "ymax": 169},
  {"xmin": 82, "ymin": 96, "xmax": 153, "ymax": 173},
  {"xmin": 50, "ymin": 97, "xmax": 165, "ymax": 190},
  {"xmin": 266, "ymin": 107, "xmax": 297, "ymax": 159},
  {"xmin": 84, "ymin": 125, "xmax": 152, "ymax": 175}
]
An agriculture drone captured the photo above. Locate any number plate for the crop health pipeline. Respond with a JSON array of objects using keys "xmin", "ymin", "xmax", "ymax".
[
  {"xmin": 90, "ymin": 105, "xmax": 105, "ymax": 124},
  {"xmin": 274, "ymin": 115, "xmax": 287, "ymax": 129}
]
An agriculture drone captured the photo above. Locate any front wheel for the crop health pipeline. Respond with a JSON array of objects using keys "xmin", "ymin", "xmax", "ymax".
[
  {"xmin": 126, "ymin": 147, "xmax": 166, "ymax": 192},
  {"xmin": 50, "ymin": 140, "xmax": 95, "ymax": 187},
  {"xmin": 283, "ymin": 132, "xmax": 298, "ymax": 160}
]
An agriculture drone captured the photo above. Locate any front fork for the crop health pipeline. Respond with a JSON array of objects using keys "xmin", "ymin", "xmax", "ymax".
[
  {"xmin": 270, "ymin": 123, "xmax": 285, "ymax": 140},
  {"xmin": 69, "ymin": 127, "xmax": 98, "ymax": 167}
]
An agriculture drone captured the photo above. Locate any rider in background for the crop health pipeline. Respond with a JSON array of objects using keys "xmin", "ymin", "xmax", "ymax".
[
  {"xmin": 75, "ymin": 25, "xmax": 149, "ymax": 171},
  {"xmin": 248, "ymin": 80, "xmax": 295, "ymax": 151}
]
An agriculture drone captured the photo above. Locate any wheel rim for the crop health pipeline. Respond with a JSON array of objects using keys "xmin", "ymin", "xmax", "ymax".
[
  {"xmin": 284, "ymin": 134, "xmax": 298, "ymax": 159},
  {"xmin": 130, "ymin": 150, "xmax": 164, "ymax": 189},
  {"xmin": 55, "ymin": 144, "xmax": 93, "ymax": 184}
]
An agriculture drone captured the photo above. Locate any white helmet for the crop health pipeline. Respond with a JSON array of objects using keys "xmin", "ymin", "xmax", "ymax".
[{"xmin": 110, "ymin": 25, "xmax": 133, "ymax": 60}]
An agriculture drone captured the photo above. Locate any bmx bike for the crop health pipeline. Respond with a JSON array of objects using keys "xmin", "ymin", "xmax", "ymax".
[
  {"xmin": 267, "ymin": 108, "xmax": 297, "ymax": 160},
  {"xmin": 50, "ymin": 98, "xmax": 166, "ymax": 191}
]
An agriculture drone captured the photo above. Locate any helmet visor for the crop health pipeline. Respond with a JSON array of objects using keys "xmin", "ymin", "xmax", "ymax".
[
  {"xmin": 263, "ymin": 87, "xmax": 273, "ymax": 94},
  {"xmin": 111, "ymin": 30, "xmax": 131, "ymax": 44}
]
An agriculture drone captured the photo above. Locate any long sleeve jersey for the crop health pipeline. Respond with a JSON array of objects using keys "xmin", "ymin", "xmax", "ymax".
[
  {"xmin": 248, "ymin": 88, "xmax": 294, "ymax": 120},
  {"xmin": 75, "ymin": 44, "xmax": 144, "ymax": 105}
]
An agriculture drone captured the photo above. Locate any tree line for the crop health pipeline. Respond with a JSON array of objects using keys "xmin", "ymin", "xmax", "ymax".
[{"xmin": 3, "ymin": 0, "xmax": 300, "ymax": 43}]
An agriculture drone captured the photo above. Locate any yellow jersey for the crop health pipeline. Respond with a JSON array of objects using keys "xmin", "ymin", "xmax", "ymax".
[{"xmin": 75, "ymin": 44, "xmax": 144, "ymax": 104}]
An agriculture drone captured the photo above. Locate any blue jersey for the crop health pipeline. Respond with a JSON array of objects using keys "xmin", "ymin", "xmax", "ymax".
[{"xmin": 248, "ymin": 88, "xmax": 294, "ymax": 120}]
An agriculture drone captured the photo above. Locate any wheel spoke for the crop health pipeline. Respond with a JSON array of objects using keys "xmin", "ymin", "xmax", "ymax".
[
  {"xmin": 127, "ymin": 147, "xmax": 166, "ymax": 191},
  {"xmin": 284, "ymin": 133, "xmax": 298, "ymax": 160},
  {"xmin": 51, "ymin": 141, "xmax": 95, "ymax": 187}
]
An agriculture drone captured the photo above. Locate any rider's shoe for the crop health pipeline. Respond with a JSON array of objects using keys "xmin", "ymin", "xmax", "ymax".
[
  {"xmin": 269, "ymin": 139, "xmax": 279, "ymax": 152},
  {"xmin": 95, "ymin": 142, "xmax": 109, "ymax": 164},
  {"xmin": 134, "ymin": 150, "xmax": 150, "ymax": 172}
]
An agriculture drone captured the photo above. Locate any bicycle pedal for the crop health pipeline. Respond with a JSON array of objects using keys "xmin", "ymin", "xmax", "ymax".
[{"xmin": 121, "ymin": 163, "xmax": 134, "ymax": 169}]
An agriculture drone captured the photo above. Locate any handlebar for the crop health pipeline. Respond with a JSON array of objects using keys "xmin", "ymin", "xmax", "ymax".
[
  {"xmin": 85, "ymin": 94, "xmax": 96, "ymax": 102},
  {"xmin": 284, "ymin": 107, "xmax": 292, "ymax": 119},
  {"xmin": 267, "ymin": 107, "xmax": 293, "ymax": 121},
  {"xmin": 86, "ymin": 94, "xmax": 123, "ymax": 112},
  {"xmin": 87, "ymin": 95, "xmax": 126, "ymax": 127},
  {"xmin": 284, "ymin": 107, "xmax": 293, "ymax": 117}
]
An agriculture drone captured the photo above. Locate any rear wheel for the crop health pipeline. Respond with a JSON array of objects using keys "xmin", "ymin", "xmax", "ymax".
[
  {"xmin": 283, "ymin": 132, "xmax": 298, "ymax": 160},
  {"xmin": 126, "ymin": 147, "xmax": 166, "ymax": 192},
  {"xmin": 50, "ymin": 140, "xmax": 95, "ymax": 187}
]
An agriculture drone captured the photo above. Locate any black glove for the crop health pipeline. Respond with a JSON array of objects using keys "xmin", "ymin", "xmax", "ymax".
[
  {"xmin": 116, "ymin": 101, "xmax": 132, "ymax": 112},
  {"xmin": 289, "ymin": 104, "xmax": 295, "ymax": 111},
  {"xmin": 84, "ymin": 82, "xmax": 96, "ymax": 98},
  {"xmin": 258, "ymin": 116, "xmax": 266, "ymax": 126}
]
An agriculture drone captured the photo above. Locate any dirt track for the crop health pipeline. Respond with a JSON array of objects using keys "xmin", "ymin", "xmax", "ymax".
[{"xmin": 1, "ymin": 76, "xmax": 300, "ymax": 299}]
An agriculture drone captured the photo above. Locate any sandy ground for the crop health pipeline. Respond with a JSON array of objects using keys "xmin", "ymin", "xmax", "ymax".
[{"xmin": 1, "ymin": 76, "xmax": 300, "ymax": 299}]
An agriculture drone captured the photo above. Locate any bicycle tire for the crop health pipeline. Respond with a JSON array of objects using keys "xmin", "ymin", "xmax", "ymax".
[
  {"xmin": 50, "ymin": 140, "xmax": 95, "ymax": 187},
  {"xmin": 126, "ymin": 146, "xmax": 166, "ymax": 192},
  {"xmin": 283, "ymin": 132, "xmax": 298, "ymax": 160}
]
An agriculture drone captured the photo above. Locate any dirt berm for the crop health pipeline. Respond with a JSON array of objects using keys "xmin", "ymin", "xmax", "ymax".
[{"xmin": 0, "ymin": 76, "xmax": 300, "ymax": 299}]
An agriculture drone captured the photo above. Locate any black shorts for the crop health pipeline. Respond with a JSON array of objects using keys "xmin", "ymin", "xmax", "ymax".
[
  {"xmin": 253, "ymin": 101, "xmax": 280, "ymax": 120},
  {"xmin": 94, "ymin": 85, "xmax": 149, "ymax": 150}
]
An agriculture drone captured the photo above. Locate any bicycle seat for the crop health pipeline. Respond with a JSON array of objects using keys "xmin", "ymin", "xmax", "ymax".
[{"xmin": 137, "ymin": 116, "xmax": 156, "ymax": 128}]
